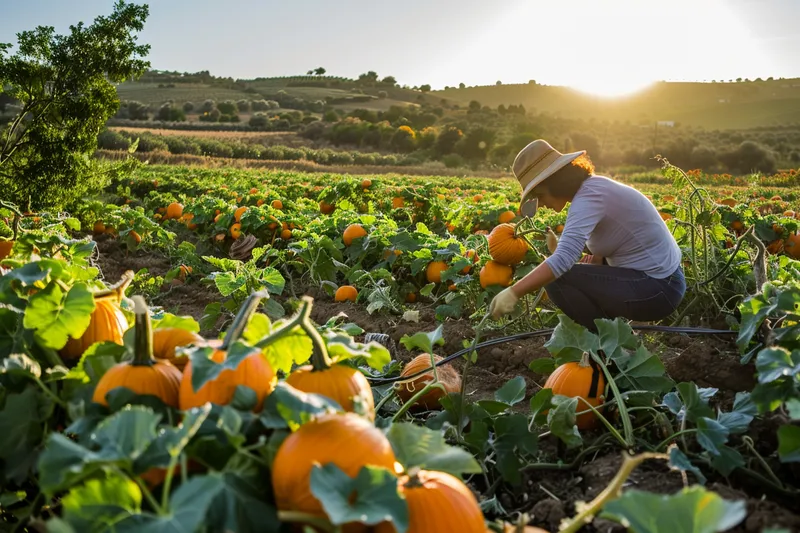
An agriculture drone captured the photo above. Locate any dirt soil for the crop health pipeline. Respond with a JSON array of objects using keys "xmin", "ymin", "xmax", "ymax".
[{"xmin": 90, "ymin": 241, "xmax": 800, "ymax": 532}]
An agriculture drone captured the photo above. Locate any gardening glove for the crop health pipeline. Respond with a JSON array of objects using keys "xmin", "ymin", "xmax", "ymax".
[{"xmin": 489, "ymin": 287, "xmax": 519, "ymax": 319}]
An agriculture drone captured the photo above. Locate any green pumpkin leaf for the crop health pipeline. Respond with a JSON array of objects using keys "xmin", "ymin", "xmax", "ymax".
[
  {"xmin": 212, "ymin": 272, "xmax": 247, "ymax": 297},
  {"xmin": 310, "ymin": 464, "xmax": 409, "ymax": 533},
  {"xmin": 61, "ymin": 471, "xmax": 141, "ymax": 531},
  {"xmin": 668, "ymin": 447, "xmax": 706, "ymax": 485},
  {"xmin": 386, "ymin": 423, "xmax": 481, "ymax": 477},
  {"xmin": 399, "ymin": 324, "xmax": 444, "ymax": 355},
  {"xmin": 547, "ymin": 395, "xmax": 583, "ymax": 448},
  {"xmin": 493, "ymin": 413, "xmax": 539, "ymax": 485},
  {"xmin": 260, "ymin": 382, "xmax": 340, "ymax": 431},
  {"xmin": 324, "ymin": 331, "xmax": 390, "ymax": 370},
  {"xmin": 494, "ymin": 376, "xmax": 527, "ymax": 405},
  {"xmin": 662, "ymin": 382, "xmax": 715, "ymax": 423},
  {"xmin": 206, "ymin": 469, "xmax": 280, "ymax": 533},
  {"xmin": 696, "ymin": 417, "xmax": 730, "ymax": 457},
  {"xmin": 151, "ymin": 313, "xmax": 200, "ymax": 332},
  {"xmin": 133, "ymin": 405, "xmax": 211, "ymax": 472},
  {"xmin": 0, "ymin": 386, "xmax": 53, "ymax": 484},
  {"xmin": 614, "ymin": 344, "xmax": 674, "ymax": 393},
  {"xmin": 113, "ymin": 474, "xmax": 226, "ymax": 533},
  {"xmin": 528, "ymin": 357, "xmax": 556, "ymax": 374},
  {"xmin": 596, "ymin": 318, "xmax": 638, "ymax": 360},
  {"xmin": 529, "ymin": 388, "xmax": 554, "ymax": 426},
  {"xmin": 259, "ymin": 267, "xmax": 285, "ymax": 295},
  {"xmin": 23, "ymin": 282, "xmax": 96, "ymax": 349},
  {"xmin": 709, "ymin": 445, "xmax": 745, "ymax": 476},
  {"xmin": 65, "ymin": 341, "xmax": 127, "ymax": 384},
  {"xmin": 778, "ymin": 424, "xmax": 800, "ymax": 463},
  {"xmin": 262, "ymin": 325, "xmax": 312, "ymax": 374},
  {"xmin": 544, "ymin": 315, "xmax": 599, "ymax": 364},
  {"xmin": 601, "ymin": 485, "xmax": 746, "ymax": 533}
]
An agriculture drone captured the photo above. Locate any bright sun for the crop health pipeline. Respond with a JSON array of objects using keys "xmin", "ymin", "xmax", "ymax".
[{"xmin": 455, "ymin": 0, "xmax": 776, "ymax": 98}]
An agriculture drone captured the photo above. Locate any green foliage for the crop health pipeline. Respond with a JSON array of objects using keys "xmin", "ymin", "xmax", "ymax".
[{"xmin": 0, "ymin": 1, "xmax": 150, "ymax": 210}]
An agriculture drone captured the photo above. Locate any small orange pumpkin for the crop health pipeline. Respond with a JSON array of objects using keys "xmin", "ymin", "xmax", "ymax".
[
  {"xmin": 498, "ymin": 210, "xmax": 516, "ymax": 224},
  {"xmin": 395, "ymin": 354, "xmax": 461, "ymax": 410},
  {"xmin": 361, "ymin": 179, "xmax": 372, "ymax": 188},
  {"xmin": 0, "ymin": 240, "xmax": 14, "ymax": 260},
  {"xmin": 285, "ymin": 307, "xmax": 375, "ymax": 420},
  {"xmin": 152, "ymin": 327, "xmax": 204, "ymax": 371},
  {"xmin": 343, "ymin": 224, "xmax": 368, "ymax": 246},
  {"xmin": 178, "ymin": 294, "xmax": 276, "ymax": 412},
  {"xmin": 92, "ymin": 296, "xmax": 183, "ymax": 407},
  {"xmin": 785, "ymin": 233, "xmax": 800, "ymax": 259},
  {"xmin": 487, "ymin": 224, "xmax": 529, "ymax": 266},
  {"xmin": 60, "ymin": 271, "xmax": 133, "ymax": 360},
  {"xmin": 92, "ymin": 221, "xmax": 106, "ymax": 235},
  {"xmin": 543, "ymin": 352, "xmax": 605, "ymax": 429},
  {"xmin": 392, "ymin": 196, "xmax": 405, "ymax": 209},
  {"xmin": 426, "ymin": 261, "xmax": 448, "ymax": 284},
  {"xmin": 334, "ymin": 285, "xmax": 358, "ymax": 302},
  {"xmin": 166, "ymin": 202, "xmax": 184, "ymax": 220},
  {"xmin": 234, "ymin": 206, "xmax": 248, "ymax": 222},
  {"xmin": 230, "ymin": 223, "xmax": 242, "ymax": 240},
  {"xmin": 320, "ymin": 200, "xmax": 336, "ymax": 214},
  {"xmin": 374, "ymin": 469, "xmax": 485, "ymax": 533},
  {"xmin": 272, "ymin": 199, "xmax": 283, "ymax": 210},
  {"xmin": 272, "ymin": 413, "xmax": 397, "ymax": 520},
  {"xmin": 479, "ymin": 260, "xmax": 513, "ymax": 288}
]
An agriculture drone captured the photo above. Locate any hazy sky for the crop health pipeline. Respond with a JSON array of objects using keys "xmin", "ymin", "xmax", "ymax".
[{"xmin": 1, "ymin": 0, "xmax": 798, "ymax": 96}]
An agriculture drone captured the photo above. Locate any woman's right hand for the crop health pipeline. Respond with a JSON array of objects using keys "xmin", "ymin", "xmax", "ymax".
[{"xmin": 580, "ymin": 254, "xmax": 603, "ymax": 265}]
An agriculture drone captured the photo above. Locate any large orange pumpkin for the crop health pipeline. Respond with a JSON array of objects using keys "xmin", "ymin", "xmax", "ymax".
[
  {"xmin": 152, "ymin": 327, "xmax": 204, "ymax": 371},
  {"xmin": 320, "ymin": 200, "xmax": 336, "ymax": 214},
  {"xmin": 426, "ymin": 261, "xmax": 448, "ymax": 284},
  {"xmin": 178, "ymin": 294, "xmax": 276, "ymax": 412},
  {"xmin": 60, "ymin": 271, "xmax": 133, "ymax": 360},
  {"xmin": 92, "ymin": 296, "xmax": 182, "ymax": 407},
  {"xmin": 487, "ymin": 224, "xmax": 529, "ymax": 266},
  {"xmin": 374, "ymin": 470, "xmax": 485, "ymax": 533},
  {"xmin": 395, "ymin": 354, "xmax": 461, "ymax": 410},
  {"xmin": 343, "ymin": 224, "xmax": 368, "ymax": 246},
  {"xmin": 479, "ymin": 261, "xmax": 513, "ymax": 288},
  {"xmin": 271, "ymin": 413, "xmax": 397, "ymax": 519},
  {"xmin": 498, "ymin": 210, "xmax": 516, "ymax": 224},
  {"xmin": 543, "ymin": 352, "xmax": 605, "ymax": 429},
  {"xmin": 285, "ymin": 318, "xmax": 375, "ymax": 420}
]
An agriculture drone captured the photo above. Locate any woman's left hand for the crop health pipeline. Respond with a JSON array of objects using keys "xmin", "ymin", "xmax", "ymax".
[{"xmin": 580, "ymin": 254, "xmax": 603, "ymax": 265}]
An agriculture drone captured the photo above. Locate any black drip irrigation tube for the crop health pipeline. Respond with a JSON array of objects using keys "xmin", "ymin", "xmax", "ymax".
[{"xmin": 365, "ymin": 324, "xmax": 737, "ymax": 385}]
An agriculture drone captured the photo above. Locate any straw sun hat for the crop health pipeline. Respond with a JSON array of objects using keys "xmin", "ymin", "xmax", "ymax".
[{"xmin": 513, "ymin": 139, "xmax": 585, "ymax": 215}]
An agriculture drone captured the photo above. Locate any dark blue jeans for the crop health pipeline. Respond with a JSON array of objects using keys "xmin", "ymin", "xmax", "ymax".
[{"xmin": 544, "ymin": 264, "xmax": 686, "ymax": 329}]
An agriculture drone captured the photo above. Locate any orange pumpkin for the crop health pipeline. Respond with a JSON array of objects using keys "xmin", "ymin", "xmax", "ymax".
[
  {"xmin": 0, "ymin": 240, "xmax": 13, "ymax": 260},
  {"xmin": 272, "ymin": 413, "xmax": 396, "ymax": 520},
  {"xmin": 498, "ymin": 210, "xmax": 516, "ymax": 224},
  {"xmin": 166, "ymin": 202, "xmax": 184, "ymax": 220},
  {"xmin": 479, "ymin": 261, "xmax": 513, "ymax": 289},
  {"xmin": 281, "ymin": 229, "xmax": 292, "ymax": 240},
  {"xmin": 272, "ymin": 199, "xmax": 283, "ymax": 210},
  {"xmin": 543, "ymin": 352, "xmax": 605, "ymax": 429},
  {"xmin": 472, "ymin": 194, "xmax": 484, "ymax": 202},
  {"xmin": 361, "ymin": 179, "xmax": 372, "ymax": 188},
  {"xmin": 426, "ymin": 261, "xmax": 448, "ymax": 284},
  {"xmin": 343, "ymin": 224, "xmax": 368, "ymax": 246},
  {"xmin": 179, "ymin": 294, "xmax": 276, "ymax": 411},
  {"xmin": 719, "ymin": 198, "xmax": 737, "ymax": 207},
  {"xmin": 335, "ymin": 285, "xmax": 358, "ymax": 303},
  {"xmin": 60, "ymin": 271, "xmax": 133, "ymax": 360},
  {"xmin": 92, "ymin": 221, "xmax": 106, "ymax": 235},
  {"xmin": 152, "ymin": 327, "xmax": 204, "ymax": 371},
  {"xmin": 374, "ymin": 470, "xmax": 485, "ymax": 533},
  {"xmin": 92, "ymin": 296, "xmax": 182, "ymax": 407},
  {"xmin": 767, "ymin": 239, "xmax": 784, "ymax": 255},
  {"xmin": 405, "ymin": 292, "xmax": 418, "ymax": 303},
  {"xmin": 392, "ymin": 197, "xmax": 405, "ymax": 209},
  {"xmin": 395, "ymin": 354, "xmax": 461, "ymax": 410},
  {"xmin": 285, "ymin": 314, "xmax": 375, "ymax": 420},
  {"xmin": 230, "ymin": 223, "xmax": 242, "ymax": 240},
  {"xmin": 234, "ymin": 206, "xmax": 248, "ymax": 222},
  {"xmin": 785, "ymin": 233, "xmax": 800, "ymax": 259},
  {"xmin": 659, "ymin": 212, "xmax": 672, "ymax": 221},
  {"xmin": 487, "ymin": 224, "xmax": 529, "ymax": 266},
  {"xmin": 320, "ymin": 200, "xmax": 336, "ymax": 214}
]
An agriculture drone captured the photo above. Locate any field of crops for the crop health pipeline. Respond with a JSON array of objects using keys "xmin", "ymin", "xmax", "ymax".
[{"xmin": 1, "ymin": 162, "xmax": 799, "ymax": 532}]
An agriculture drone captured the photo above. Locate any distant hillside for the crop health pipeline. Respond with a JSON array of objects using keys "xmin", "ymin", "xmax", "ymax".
[
  {"xmin": 116, "ymin": 73, "xmax": 451, "ymax": 115},
  {"xmin": 435, "ymin": 79, "xmax": 800, "ymax": 129}
]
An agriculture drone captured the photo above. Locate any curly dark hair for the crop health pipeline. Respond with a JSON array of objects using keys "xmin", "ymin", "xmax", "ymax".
[{"xmin": 535, "ymin": 154, "xmax": 596, "ymax": 199}]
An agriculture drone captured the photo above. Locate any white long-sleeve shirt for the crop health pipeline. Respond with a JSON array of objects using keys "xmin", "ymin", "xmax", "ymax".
[{"xmin": 543, "ymin": 176, "xmax": 682, "ymax": 279}]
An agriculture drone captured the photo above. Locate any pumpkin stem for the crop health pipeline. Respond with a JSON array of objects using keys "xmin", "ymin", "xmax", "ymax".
[
  {"xmin": 296, "ymin": 296, "xmax": 333, "ymax": 371},
  {"xmin": 221, "ymin": 290, "xmax": 269, "ymax": 350},
  {"xmin": 131, "ymin": 295, "xmax": 155, "ymax": 366},
  {"xmin": 578, "ymin": 351, "xmax": 591, "ymax": 367},
  {"xmin": 93, "ymin": 270, "xmax": 135, "ymax": 301},
  {"xmin": 404, "ymin": 467, "xmax": 424, "ymax": 488}
]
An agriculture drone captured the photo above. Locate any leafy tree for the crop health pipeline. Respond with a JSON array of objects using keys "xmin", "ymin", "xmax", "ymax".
[
  {"xmin": 455, "ymin": 126, "xmax": 496, "ymax": 160},
  {"xmin": 381, "ymin": 75, "xmax": 396, "ymax": 86},
  {"xmin": 249, "ymin": 112, "xmax": 269, "ymax": 129},
  {"xmin": 377, "ymin": 90, "xmax": 388, "ymax": 99},
  {"xmin": 468, "ymin": 100, "xmax": 481, "ymax": 112},
  {"xmin": 200, "ymin": 99, "xmax": 216, "ymax": 112},
  {"xmin": 496, "ymin": 80, "xmax": 502, "ymax": 85},
  {"xmin": 236, "ymin": 99, "xmax": 250, "ymax": 112},
  {"xmin": 0, "ymin": 1, "xmax": 150, "ymax": 210},
  {"xmin": 358, "ymin": 71, "xmax": 379, "ymax": 84},
  {"xmin": 419, "ymin": 84, "xmax": 431, "ymax": 93},
  {"xmin": 390, "ymin": 125, "xmax": 416, "ymax": 153},
  {"xmin": 458, "ymin": 82, "xmax": 466, "ymax": 89},
  {"xmin": 435, "ymin": 126, "xmax": 463, "ymax": 155},
  {"xmin": 217, "ymin": 100, "xmax": 237, "ymax": 115},
  {"xmin": 314, "ymin": 67, "xmax": 326, "ymax": 76},
  {"xmin": 182, "ymin": 101, "xmax": 194, "ymax": 112},
  {"xmin": 126, "ymin": 100, "xmax": 150, "ymax": 120},
  {"xmin": 157, "ymin": 103, "xmax": 185, "ymax": 122}
]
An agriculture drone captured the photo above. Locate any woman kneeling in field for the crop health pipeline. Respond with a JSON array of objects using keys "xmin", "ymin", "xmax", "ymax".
[{"xmin": 489, "ymin": 139, "xmax": 686, "ymax": 329}]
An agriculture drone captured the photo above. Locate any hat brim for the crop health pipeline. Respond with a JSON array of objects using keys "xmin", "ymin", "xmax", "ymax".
[{"xmin": 519, "ymin": 150, "xmax": 586, "ymax": 205}]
